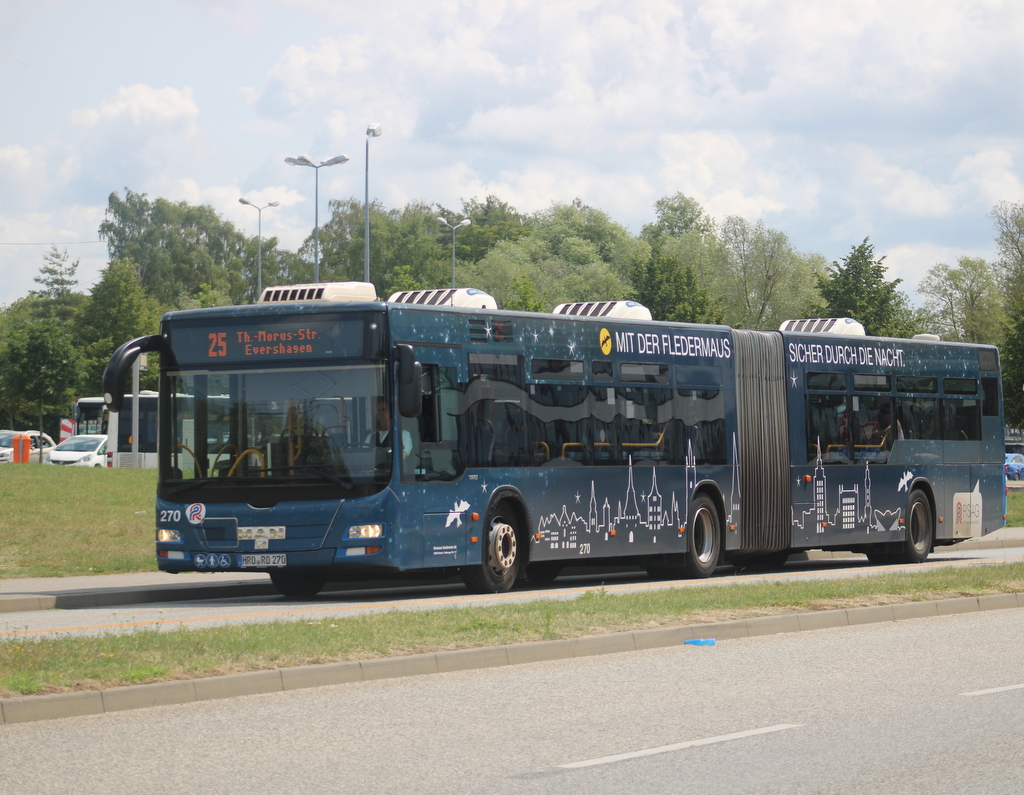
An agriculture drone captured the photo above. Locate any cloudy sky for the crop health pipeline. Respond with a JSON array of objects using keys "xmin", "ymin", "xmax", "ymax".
[{"xmin": 3, "ymin": 0, "xmax": 1023, "ymax": 308}]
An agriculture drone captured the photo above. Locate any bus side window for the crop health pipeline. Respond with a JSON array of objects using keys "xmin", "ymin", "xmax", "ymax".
[
  {"xmin": 410, "ymin": 365, "xmax": 463, "ymax": 481},
  {"xmin": 806, "ymin": 394, "xmax": 849, "ymax": 463},
  {"xmin": 941, "ymin": 397, "xmax": 981, "ymax": 441}
]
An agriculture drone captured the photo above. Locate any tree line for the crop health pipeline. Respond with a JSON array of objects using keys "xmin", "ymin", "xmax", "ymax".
[{"xmin": 1, "ymin": 188, "xmax": 1020, "ymax": 437}]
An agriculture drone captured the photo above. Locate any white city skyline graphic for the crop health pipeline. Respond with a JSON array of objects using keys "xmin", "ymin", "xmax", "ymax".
[
  {"xmin": 793, "ymin": 441, "xmax": 907, "ymax": 534},
  {"xmin": 534, "ymin": 435, "xmax": 743, "ymax": 550}
]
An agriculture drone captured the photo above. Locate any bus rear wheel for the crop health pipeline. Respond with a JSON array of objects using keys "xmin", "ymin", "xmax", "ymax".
[
  {"xmin": 463, "ymin": 503, "xmax": 521, "ymax": 594},
  {"xmin": 683, "ymin": 494, "xmax": 721, "ymax": 579},
  {"xmin": 270, "ymin": 571, "xmax": 326, "ymax": 599},
  {"xmin": 896, "ymin": 489, "xmax": 933, "ymax": 564}
]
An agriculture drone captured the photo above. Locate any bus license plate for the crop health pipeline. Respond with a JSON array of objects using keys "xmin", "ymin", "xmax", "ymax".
[{"xmin": 239, "ymin": 553, "xmax": 287, "ymax": 568}]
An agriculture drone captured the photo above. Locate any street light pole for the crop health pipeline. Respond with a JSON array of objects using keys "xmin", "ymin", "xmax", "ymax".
[
  {"xmin": 239, "ymin": 197, "xmax": 279, "ymax": 300},
  {"xmin": 437, "ymin": 217, "xmax": 471, "ymax": 288},
  {"xmin": 285, "ymin": 154, "xmax": 349, "ymax": 282},
  {"xmin": 364, "ymin": 123, "xmax": 382, "ymax": 283}
]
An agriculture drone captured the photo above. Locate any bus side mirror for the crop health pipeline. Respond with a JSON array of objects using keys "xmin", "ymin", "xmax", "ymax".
[
  {"xmin": 102, "ymin": 335, "xmax": 163, "ymax": 412},
  {"xmin": 396, "ymin": 344, "xmax": 423, "ymax": 418}
]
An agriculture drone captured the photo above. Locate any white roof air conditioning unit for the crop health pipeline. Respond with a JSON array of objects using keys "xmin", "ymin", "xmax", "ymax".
[
  {"xmin": 259, "ymin": 281, "xmax": 378, "ymax": 304},
  {"xmin": 387, "ymin": 288, "xmax": 498, "ymax": 309},
  {"xmin": 553, "ymin": 300, "xmax": 653, "ymax": 321},
  {"xmin": 779, "ymin": 317, "xmax": 866, "ymax": 336}
]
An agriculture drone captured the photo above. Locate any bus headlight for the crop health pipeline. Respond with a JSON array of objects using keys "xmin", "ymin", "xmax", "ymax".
[
  {"xmin": 348, "ymin": 524, "xmax": 384, "ymax": 539},
  {"xmin": 157, "ymin": 528, "xmax": 182, "ymax": 543}
]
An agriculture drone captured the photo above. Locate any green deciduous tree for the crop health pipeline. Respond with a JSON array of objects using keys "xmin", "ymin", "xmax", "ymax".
[
  {"xmin": 641, "ymin": 192, "xmax": 716, "ymax": 242},
  {"xmin": 1, "ymin": 314, "xmax": 81, "ymax": 445},
  {"xmin": 814, "ymin": 238, "xmax": 919, "ymax": 337},
  {"xmin": 991, "ymin": 201, "xmax": 1024, "ymax": 295},
  {"xmin": 991, "ymin": 202, "xmax": 1024, "ymax": 424},
  {"xmin": 32, "ymin": 245, "xmax": 85, "ymax": 323},
  {"xmin": 461, "ymin": 201, "xmax": 634, "ymax": 310},
  {"xmin": 315, "ymin": 199, "xmax": 448, "ymax": 297},
  {"xmin": 717, "ymin": 217, "xmax": 824, "ymax": 329},
  {"xmin": 74, "ymin": 259, "xmax": 160, "ymax": 393},
  {"xmin": 99, "ymin": 189, "xmax": 247, "ymax": 308},
  {"xmin": 918, "ymin": 256, "xmax": 1003, "ymax": 344},
  {"xmin": 1002, "ymin": 296, "xmax": 1024, "ymax": 427},
  {"xmin": 436, "ymin": 195, "xmax": 532, "ymax": 264},
  {"xmin": 632, "ymin": 237, "xmax": 724, "ymax": 324}
]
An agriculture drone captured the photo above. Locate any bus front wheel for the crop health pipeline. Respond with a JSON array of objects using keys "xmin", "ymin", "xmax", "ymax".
[
  {"xmin": 683, "ymin": 494, "xmax": 721, "ymax": 579},
  {"xmin": 463, "ymin": 503, "xmax": 521, "ymax": 594}
]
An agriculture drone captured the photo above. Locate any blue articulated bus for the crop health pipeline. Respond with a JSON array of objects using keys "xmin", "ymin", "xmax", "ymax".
[{"xmin": 102, "ymin": 283, "xmax": 1005, "ymax": 598}]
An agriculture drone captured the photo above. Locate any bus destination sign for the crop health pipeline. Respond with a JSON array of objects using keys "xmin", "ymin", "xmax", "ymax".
[{"xmin": 169, "ymin": 313, "xmax": 367, "ymax": 366}]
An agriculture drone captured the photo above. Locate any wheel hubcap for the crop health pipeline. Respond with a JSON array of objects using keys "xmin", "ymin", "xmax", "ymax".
[
  {"xmin": 488, "ymin": 520, "xmax": 517, "ymax": 574},
  {"xmin": 910, "ymin": 501, "xmax": 926, "ymax": 549},
  {"xmin": 692, "ymin": 507, "xmax": 715, "ymax": 564}
]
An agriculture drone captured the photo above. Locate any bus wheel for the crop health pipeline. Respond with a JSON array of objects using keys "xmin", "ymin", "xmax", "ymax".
[
  {"xmin": 526, "ymin": 562, "xmax": 562, "ymax": 584},
  {"xmin": 898, "ymin": 490, "xmax": 933, "ymax": 564},
  {"xmin": 463, "ymin": 504, "xmax": 520, "ymax": 594},
  {"xmin": 270, "ymin": 571, "xmax": 326, "ymax": 599},
  {"xmin": 683, "ymin": 494, "xmax": 721, "ymax": 578}
]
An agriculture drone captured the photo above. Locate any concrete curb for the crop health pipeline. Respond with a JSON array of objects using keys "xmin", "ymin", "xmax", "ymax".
[
  {"xmin": 3, "ymin": 592, "xmax": 1022, "ymax": 726},
  {"xmin": 4, "ymin": 534, "xmax": 1021, "ymax": 615},
  {"xmin": 0, "ymin": 581, "xmax": 278, "ymax": 614}
]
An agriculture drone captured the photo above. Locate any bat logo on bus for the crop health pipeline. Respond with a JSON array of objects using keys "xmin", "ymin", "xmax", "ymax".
[{"xmin": 599, "ymin": 328, "xmax": 613, "ymax": 355}]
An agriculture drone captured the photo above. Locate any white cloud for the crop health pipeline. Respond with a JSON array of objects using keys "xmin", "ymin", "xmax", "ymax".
[
  {"xmin": 69, "ymin": 85, "xmax": 199, "ymax": 132},
  {"xmin": 656, "ymin": 131, "xmax": 786, "ymax": 221},
  {"xmin": 953, "ymin": 148, "xmax": 1024, "ymax": 206},
  {"xmin": 3, "ymin": 0, "xmax": 1024, "ymax": 311}
]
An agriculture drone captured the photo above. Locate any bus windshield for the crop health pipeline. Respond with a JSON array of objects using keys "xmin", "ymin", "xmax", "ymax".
[
  {"xmin": 74, "ymin": 400, "xmax": 107, "ymax": 435},
  {"xmin": 163, "ymin": 362, "xmax": 393, "ymax": 499}
]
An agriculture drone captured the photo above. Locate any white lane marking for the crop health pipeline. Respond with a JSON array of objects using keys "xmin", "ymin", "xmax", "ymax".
[
  {"xmin": 558, "ymin": 724, "xmax": 802, "ymax": 769},
  {"xmin": 961, "ymin": 683, "xmax": 1024, "ymax": 697}
]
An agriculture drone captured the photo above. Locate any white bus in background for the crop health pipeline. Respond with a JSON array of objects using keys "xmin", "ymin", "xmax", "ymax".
[{"xmin": 71, "ymin": 393, "xmax": 158, "ymax": 468}]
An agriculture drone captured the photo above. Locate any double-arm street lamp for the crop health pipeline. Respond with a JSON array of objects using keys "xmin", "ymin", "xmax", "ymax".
[
  {"xmin": 285, "ymin": 153, "xmax": 349, "ymax": 282},
  {"xmin": 364, "ymin": 123, "xmax": 382, "ymax": 282},
  {"xmin": 437, "ymin": 217, "xmax": 471, "ymax": 288},
  {"xmin": 238, "ymin": 197, "xmax": 279, "ymax": 299}
]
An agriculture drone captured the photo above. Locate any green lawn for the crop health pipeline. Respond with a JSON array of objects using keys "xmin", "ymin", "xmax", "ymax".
[{"xmin": 0, "ymin": 466, "xmax": 155, "ymax": 578}]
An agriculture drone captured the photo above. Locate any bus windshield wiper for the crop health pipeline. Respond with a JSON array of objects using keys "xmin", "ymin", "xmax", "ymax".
[
  {"xmin": 167, "ymin": 477, "xmax": 219, "ymax": 495},
  {"xmin": 168, "ymin": 465, "xmax": 353, "ymax": 493},
  {"xmin": 255, "ymin": 464, "xmax": 354, "ymax": 488}
]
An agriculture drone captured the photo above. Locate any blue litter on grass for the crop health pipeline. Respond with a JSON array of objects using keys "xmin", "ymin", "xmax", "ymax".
[{"xmin": 685, "ymin": 638, "xmax": 716, "ymax": 646}]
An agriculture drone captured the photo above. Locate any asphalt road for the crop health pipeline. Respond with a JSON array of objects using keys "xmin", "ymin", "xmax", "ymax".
[
  {"xmin": 2, "ymin": 607, "xmax": 1023, "ymax": 794},
  {"xmin": 3, "ymin": 544, "xmax": 1023, "ymax": 641}
]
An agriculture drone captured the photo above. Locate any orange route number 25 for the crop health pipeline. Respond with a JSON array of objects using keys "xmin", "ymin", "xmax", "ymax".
[{"xmin": 208, "ymin": 332, "xmax": 228, "ymax": 357}]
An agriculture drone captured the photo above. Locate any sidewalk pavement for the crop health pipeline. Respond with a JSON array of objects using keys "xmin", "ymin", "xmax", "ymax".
[{"xmin": 3, "ymin": 526, "xmax": 1024, "ymax": 615}]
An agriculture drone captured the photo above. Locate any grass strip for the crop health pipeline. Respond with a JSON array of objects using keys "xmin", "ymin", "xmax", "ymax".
[
  {"xmin": 3, "ymin": 561, "xmax": 1024, "ymax": 697},
  {"xmin": 0, "ymin": 467, "xmax": 155, "ymax": 578}
]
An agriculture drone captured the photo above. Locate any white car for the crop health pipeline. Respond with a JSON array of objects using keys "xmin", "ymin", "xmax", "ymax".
[
  {"xmin": 0, "ymin": 430, "xmax": 56, "ymax": 463},
  {"xmin": 45, "ymin": 434, "xmax": 108, "ymax": 467}
]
